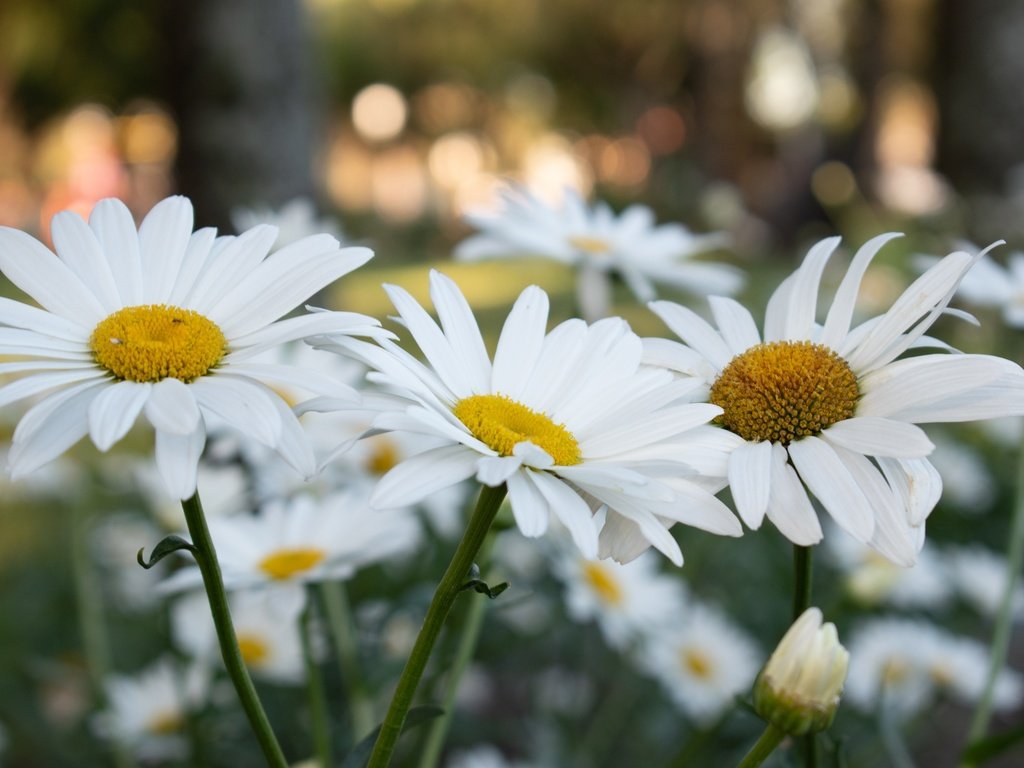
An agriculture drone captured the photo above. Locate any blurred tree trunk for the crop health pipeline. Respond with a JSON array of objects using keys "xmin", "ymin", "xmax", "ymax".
[
  {"xmin": 936, "ymin": 0, "xmax": 1024, "ymax": 193},
  {"xmin": 164, "ymin": 0, "xmax": 315, "ymax": 230}
]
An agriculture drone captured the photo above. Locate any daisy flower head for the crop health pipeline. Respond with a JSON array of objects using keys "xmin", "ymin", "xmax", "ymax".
[
  {"xmin": 0, "ymin": 195, "xmax": 386, "ymax": 499},
  {"xmin": 455, "ymin": 185, "xmax": 741, "ymax": 319},
  {"xmin": 316, "ymin": 270, "xmax": 743, "ymax": 565},
  {"xmin": 648, "ymin": 234, "xmax": 1024, "ymax": 565}
]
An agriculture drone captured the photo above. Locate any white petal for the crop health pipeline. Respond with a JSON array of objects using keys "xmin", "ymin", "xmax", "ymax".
[
  {"xmin": 371, "ymin": 445, "xmax": 479, "ymax": 508},
  {"xmin": 185, "ymin": 225, "xmax": 278, "ymax": 312},
  {"xmin": 728, "ymin": 440, "xmax": 772, "ymax": 529},
  {"xmin": 491, "ymin": 285, "xmax": 549, "ymax": 399},
  {"xmin": 820, "ymin": 233, "xmax": 902, "ymax": 349},
  {"xmin": 50, "ymin": 211, "xmax": 123, "ymax": 311},
  {"xmin": 89, "ymin": 198, "xmax": 143, "ymax": 305},
  {"xmin": 765, "ymin": 444, "xmax": 822, "ymax": 545},
  {"xmin": 267, "ymin": 393, "xmax": 317, "ymax": 478},
  {"xmin": 476, "ymin": 455, "xmax": 523, "ymax": 486},
  {"xmin": 658, "ymin": 478, "xmax": 743, "ymax": 536},
  {"xmin": 763, "ymin": 273, "xmax": 796, "ymax": 342},
  {"xmin": 648, "ymin": 300, "xmax": 733, "ymax": 370},
  {"xmin": 823, "ymin": 417, "xmax": 934, "ymax": 458},
  {"xmin": 517, "ymin": 319, "xmax": 588, "ymax": 408},
  {"xmin": 155, "ymin": 426, "xmax": 206, "ymax": 500},
  {"xmin": 0, "ymin": 297, "xmax": 89, "ymax": 340},
  {"xmin": 429, "ymin": 270, "xmax": 491, "ymax": 394},
  {"xmin": 513, "ymin": 440, "xmax": 555, "ymax": 469},
  {"xmin": 189, "ymin": 376, "xmax": 282, "ymax": 446},
  {"xmin": 0, "ymin": 228, "xmax": 106, "ymax": 324},
  {"xmin": 0, "ymin": 369, "xmax": 107, "ymax": 410},
  {"xmin": 137, "ymin": 196, "xmax": 193, "ymax": 303},
  {"xmin": 782, "ymin": 236, "xmax": 841, "ymax": 340},
  {"xmin": 88, "ymin": 380, "xmax": 151, "ymax": 451},
  {"xmin": 877, "ymin": 457, "xmax": 942, "ymax": 527},
  {"xmin": 708, "ymin": 296, "xmax": 761, "ymax": 353},
  {"xmin": 506, "ymin": 469, "xmax": 550, "ymax": 538},
  {"xmin": 530, "ymin": 471, "xmax": 598, "ymax": 558},
  {"xmin": 640, "ymin": 337, "xmax": 717, "ymax": 381},
  {"xmin": 8, "ymin": 383, "xmax": 104, "ymax": 477},
  {"xmin": 168, "ymin": 228, "xmax": 217, "ymax": 305},
  {"xmin": 580, "ymin": 403, "xmax": 722, "ymax": 458},
  {"xmin": 788, "ymin": 436, "xmax": 874, "ymax": 542},
  {"xmin": 144, "ymin": 378, "xmax": 201, "ymax": 435}
]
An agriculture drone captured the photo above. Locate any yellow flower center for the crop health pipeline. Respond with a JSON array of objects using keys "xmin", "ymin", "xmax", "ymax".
[
  {"xmin": 568, "ymin": 235, "xmax": 611, "ymax": 255},
  {"xmin": 882, "ymin": 658, "xmax": 909, "ymax": 685},
  {"xmin": 709, "ymin": 341, "xmax": 859, "ymax": 445},
  {"xmin": 258, "ymin": 547, "xmax": 327, "ymax": 580},
  {"xmin": 90, "ymin": 304, "xmax": 226, "ymax": 383},
  {"xmin": 453, "ymin": 394, "xmax": 582, "ymax": 466},
  {"xmin": 581, "ymin": 561, "xmax": 624, "ymax": 605},
  {"xmin": 682, "ymin": 648, "xmax": 715, "ymax": 680},
  {"xmin": 147, "ymin": 711, "xmax": 183, "ymax": 735},
  {"xmin": 237, "ymin": 633, "xmax": 270, "ymax": 666},
  {"xmin": 366, "ymin": 437, "xmax": 401, "ymax": 475}
]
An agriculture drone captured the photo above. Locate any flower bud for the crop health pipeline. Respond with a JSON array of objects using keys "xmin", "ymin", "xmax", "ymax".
[{"xmin": 753, "ymin": 607, "xmax": 849, "ymax": 735}]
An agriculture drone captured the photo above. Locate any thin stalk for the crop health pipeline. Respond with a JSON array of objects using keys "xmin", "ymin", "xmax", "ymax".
[
  {"xmin": 416, "ymin": 532, "xmax": 498, "ymax": 768},
  {"xmin": 71, "ymin": 506, "xmax": 136, "ymax": 768},
  {"xmin": 576, "ymin": 657, "xmax": 642, "ymax": 767},
  {"xmin": 320, "ymin": 579, "xmax": 375, "ymax": 740},
  {"xmin": 792, "ymin": 544, "xmax": 816, "ymax": 768},
  {"xmin": 964, "ymin": 441, "xmax": 1024, "ymax": 755},
  {"xmin": 736, "ymin": 723, "xmax": 786, "ymax": 768},
  {"xmin": 301, "ymin": 593, "xmax": 332, "ymax": 768},
  {"xmin": 180, "ymin": 492, "xmax": 288, "ymax": 768},
  {"xmin": 367, "ymin": 483, "xmax": 508, "ymax": 768}
]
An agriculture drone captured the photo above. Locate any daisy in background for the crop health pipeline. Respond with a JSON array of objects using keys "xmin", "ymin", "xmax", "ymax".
[
  {"xmin": 231, "ymin": 196, "xmax": 345, "ymax": 249},
  {"xmin": 0, "ymin": 195, "xmax": 387, "ymax": 499},
  {"xmin": 314, "ymin": 270, "xmax": 743, "ymax": 565},
  {"xmin": 946, "ymin": 545, "xmax": 1024, "ymax": 620},
  {"xmin": 160, "ymin": 489, "xmax": 419, "ymax": 595},
  {"xmin": 637, "ymin": 600, "xmax": 760, "ymax": 724},
  {"xmin": 917, "ymin": 244, "xmax": 1024, "ymax": 327},
  {"xmin": 455, "ymin": 184, "xmax": 741, "ymax": 321},
  {"xmin": 647, "ymin": 233, "xmax": 1024, "ymax": 564}
]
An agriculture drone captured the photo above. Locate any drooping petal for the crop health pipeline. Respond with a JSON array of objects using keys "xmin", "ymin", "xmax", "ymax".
[
  {"xmin": 765, "ymin": 444, "xmax": 823, "ymax": 545},
  {"xmin": 789, "ymin": 436, "xmax": 874, "ymax": 542},
  {"xmin": 506, "ymin": 469, "xmax": 550, "ymax": 538},
  {"xmin": 728, "ymin": 440, "xmax": 772, "ymax": 529},
  {"xmin": 155, "ymin": 425, "xmax": 206, "ymax": 500},
  {"xmin": 189, "ymin": 375, "xmax": 283, "ymax": 447},
  {"xmin": 530, "ymin": 470, "xmax": 599, "ymax": 558},
  {"xmin": 144, "ymin": 377, "xmax": 201, "ymax": 435},
  {"xmin": 88, "ymin": 380, "xmax": 151, "ymax": 451},
  {"xmin": 8, "ymin": 382, "xmax": 105, "ymax": 478},
  {"xmin": 371, "ymin": 445, "xmax": 478, "ymax": 508}
]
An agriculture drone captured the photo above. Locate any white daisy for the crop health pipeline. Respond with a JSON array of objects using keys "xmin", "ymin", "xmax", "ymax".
[
  {"xmin": 315, "ymin": 270, "xmax": 742, "ymax": 565},
  {"xmin": 552, "ymin": 545, "xmax": 688, "ymax": 649},
  {"xmin": 231, "ymin": 197, "xmax": 345, "ymax": 249},
  {"xmin": 94, "ymin": 657, "xmax": 207, "ymax": 761},
  {"xmin": 918, "ymin": 246, "xmax": 1024, "ymax": 327},
  {"xmin": 0, "ymin": 195, "xmax": 385, "ymax": 499},
  {"xmin": 160, "ymin": 489, "xmax": 419, "ymax": 593},
  {"xmin": 947, "ymin": 545, "xmax": 1024, "ymax": 619},
  {"xmin": 648, "ymin": 234, "xmax": 1024, "ymax": 564},
  {"xmin": 638, "ymin": 601, "xmax": 760, "ymax": 724},
  {"xmin": 172, "ymin": 588, "xmax": 308, "ymax": 685},
  {"xmin": 455, "ymin": 185, "xmax": 740, "ymax": 320}
]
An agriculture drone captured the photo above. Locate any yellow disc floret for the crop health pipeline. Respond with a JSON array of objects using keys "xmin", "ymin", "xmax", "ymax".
[
  {"xmin": 568, "ymin": 235, "xmax": 612, "ymax": 255},
  {"xmin": 582, "ymin": 561, "xmax": 624, "ymax": 605},
  {"xmin": 236, "ymin": 634, "xmax": 270, "ymax": 666},
  {"xmin": 258, "ymin": 547, "xmax": 327, "ymax": 580},
  {"xmin": 709, "ymin": 340, "xmax": 859, "ymax": 445},
  {"xmin": 453, "ymin": 393, "xmax": 582, "ymax": 466},
  {"xmin": 90, "ymin": 304, "xmax": 226, "ymax": 383},
  {"xmin": 682, "ymin": 648, "xmax": 715, "ymax": 680}
]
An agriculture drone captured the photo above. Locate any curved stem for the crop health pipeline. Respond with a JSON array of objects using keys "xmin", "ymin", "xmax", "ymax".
[
  {"xmin": 964, "ymin": 441, "xmax": 1024, "ymax": 753},
  {"xmin": 180, "ymin": 492, "xmax": 288, "ymax": 768},
  {"xmin": 301, "ymin": 594, "xmax": 332, "ymax": 768},
  {"xmin": 367, "ymin": 483, "xmax": 508, "ymax": 768},
  {"xmin": 736, "ymin": 723, "xmax": 786, "ymax": 768}
]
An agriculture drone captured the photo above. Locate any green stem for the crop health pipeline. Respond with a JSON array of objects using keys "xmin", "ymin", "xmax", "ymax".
[
  {"xmin": 576, "ymin": 657, "xmax": 642, "ymax": 766},
  {"xmin": 302, "ymin": 593, "xmax": 332, "ymax": 768},
  {"xmin": 320, "ymin": 579, "xmax": 375, "ymax": 741},
  {"xmin": 736, "ymin": 723, "xmax": 786, "ymax": 768},
  {"xmin": 180, "ymin": 492, "xmax": 288, "ymax": 768},
  {"xmin": 792, "ymin": 544, "xmax": 816, "ymax": 768},
  {"xmin": 416, "ymin": 532, "xmax": 498, "ymax": 768},
  {"xmin": 964, "ymin": 441, "xmax": 1024, "ymax": 753},
  {"xmin": 72, "ymin": 506, "xmax": 136, "ymax": 768},
  {"xmin": 367, "ymin": 483, "xmax": 508, "ymax": 768}
]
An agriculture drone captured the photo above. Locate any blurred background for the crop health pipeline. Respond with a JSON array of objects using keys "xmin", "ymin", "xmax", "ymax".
[{"xmin": 2, "ymin": 1, "xmax": 1024, "ymax": 767}]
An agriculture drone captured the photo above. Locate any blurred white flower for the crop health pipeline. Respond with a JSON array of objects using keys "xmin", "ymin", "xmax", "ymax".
[
  {"xmin": 231, "ymin": 197, "xmax": 345, "ymax": 249},
  {"xmin": 846, "ymin": 618, "xmax": 1022, "ymax": 718},
  {"xmin": 128, "ymin": 460, "xmax": 248, "ymax": 531},
  {"xmin": 552, "ymin": 547, "xmax": 687, "ymax": 649},
  {"xmin": 926, "ymin": 434, "xmax": 997, "ymax": 513},
  {"xmin": 947, "ymin": 545, "xmax": 1024, "ymax": 619},
  {"xmin": 638, "ymin": 601, "xmax": 760, "ymax": 724},
  {"xmin": 447, "ymin": 745, "xmax": 534, "ymax": 768},
  {"xmin": 172, "ymin": 587, "xmax": 308, "ymax": 685},
  {"xmin": 456, "ymin": 185, "xmax": 739, "ymax": 320},
  {"xmin": 94, "ymin": 657, "xmax": 207, "ymax": 761},
  {"xmin": 160, "ymin": 490, "xmax": 419, "ymax": 593},
  {"xmin": 91, "ymin": 513, "xmax": 168, "ymax": 611},
  {"xmin": 919, "ymin": 247, "xmax": 1024, "ymax": 327}
]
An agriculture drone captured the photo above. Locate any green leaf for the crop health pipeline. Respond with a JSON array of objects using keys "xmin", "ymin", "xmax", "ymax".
[
  {"xmin": 340, "ymin": 705, "xmax": 445, "ymax": 768},
  {"xmin": 962, "ymin": 723, "xmax": 1024, "ymax": 764},
  {"xmin": 459, "ymin": 578, "xmax": 510, "ymax": 599},
  {"xmin": 136, "ymin": 535, "xmax": 196, "ymax": 569}
]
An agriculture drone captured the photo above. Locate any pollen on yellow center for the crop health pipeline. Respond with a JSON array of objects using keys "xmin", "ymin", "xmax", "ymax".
[
  {"xmin": 682, "ymin": 648, "xmax": 715, "ymax": 680},
  {"xmin": 453, "ymin": 394, "xmax": 582, "ymax": 466},
  {"xmin": 568, "ymin": 235, "xmax": 612, "ymax": 254},
  {"xmin": 237, "ymin": 633, "xmax": 270, "ymax": 666},
  {"xmin": 90, "ymin": 304, "xmax": 226, "ymax": 383},
  {"xmin": 582, "ymin": 561, "xmax": 624, "ymax": 605},
  {"xmin": 147, "ymin": 711, "xmax": 184, "ymax": 735},
  {"xmin": 258, "ymin": 547, "xmax": 327, "ymax": 580},
  {"xmin": 709, "ymin": 340, "xmax": 859, "ymax": 445}
]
